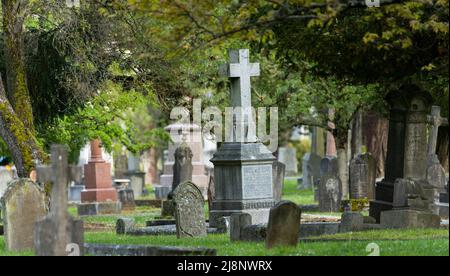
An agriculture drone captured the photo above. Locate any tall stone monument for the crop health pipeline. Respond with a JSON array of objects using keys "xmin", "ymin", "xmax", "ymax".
[
  {"xmin": 370, "ymin": 85, "xmax": 434, "ymax": 222},
  {"xmin": 78, "ymin": 139, "xmax": 121, "ymax": 216},
  {"xmin": 157, "ymin": 124, "xmax": 208, "ymax": 199},
  {"xmin": 210, "ymin": 49, "xmax": 276, "ymax": 227}
]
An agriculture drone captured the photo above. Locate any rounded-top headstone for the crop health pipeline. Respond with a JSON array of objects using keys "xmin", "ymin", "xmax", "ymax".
[
  {"xmin": 1, "ymin": 179, "xmax": 47, "ymax": 252},
  {"xmin": 173, "ymin": 181, "xmax": 207, "ymax": 238}
]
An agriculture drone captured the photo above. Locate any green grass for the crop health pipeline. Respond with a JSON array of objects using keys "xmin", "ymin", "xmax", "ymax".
[
  {"xmin": 1, "ymin": 179, "xmax": 448, "ymax": 256},
  {"xmin": 83, "ymin": 229, "xmax": 448, "ymax": 256},
  {"xmin": 1, "ymin": 228, "xmax": 448, "ymax": 256},
  {"xmin": 283, "ymin": 179, "xmax": 316, "ymax": 205}
]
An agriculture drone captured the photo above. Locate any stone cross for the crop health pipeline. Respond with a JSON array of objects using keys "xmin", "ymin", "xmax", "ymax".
[
  {"xmin": 35, "ymin": 145, "xmax": 83, "ymax": 256},
  {"xmin": 427, "ymin": 106, "xmax": 448, "ymax": 157},
  {"xmin": 220, "ymin": 49, "xmax": 260, "ymax": 143}
]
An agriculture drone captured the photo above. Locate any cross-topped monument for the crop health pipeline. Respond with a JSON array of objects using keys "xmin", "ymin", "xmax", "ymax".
[
  {"xmin": 210, "ymin": 49, "xmax": 276, "ymax": 227},
  {"xmin": 35, "ymin": 145, "xmax": 84, "ymax": 256},
  {"xmin": 220, "ymin": 49, "xmax": 260, "ymax": 143}
]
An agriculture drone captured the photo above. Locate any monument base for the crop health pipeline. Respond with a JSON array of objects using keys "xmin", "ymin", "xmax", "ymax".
[
  {"xmin": 210, "ymin": 208, "xmax": 271, "ymax": 228},
  {"xmin": 380, "ymin": 209, "xmax": 441, "ymax": 229},
  {"xmin": 77, "ymin": 202, "xmax": 121, "ymax": 216},
  {"xmin": 81, "ymin": 188, "xmax": 118, "ymax": 203},
  {"xmin": 34, "ymin": 216, "xmax": 84, "ymax": 256}
]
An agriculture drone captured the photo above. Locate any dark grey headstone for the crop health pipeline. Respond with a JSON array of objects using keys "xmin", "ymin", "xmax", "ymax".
[
  {"xmin": 230, "ymin": 213, "xmax": 252, "ymax": 241},
  {"xmin": 266, "ymin": 201, "xmax": 301, "ymax": 248},
  {"xmin": 302, "ymin": 153, "xmax": 322, "ymax": 189},
  {"xmin": 173, "ymin": 181, "xmax": 207, "ymax": 238},
  {"xmin": 116, "ymin": 218, "xmax": 135, "ymax": 235},
  {"xmin": 172, "ymin": 142, "xmax": 193, "ymax": 193}
]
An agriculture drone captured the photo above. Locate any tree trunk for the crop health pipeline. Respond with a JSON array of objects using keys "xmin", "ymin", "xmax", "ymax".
[
  {"xmin": 2, "ymin": 0, "xmax": 35, "ymax": 132},
  {"xmin": 362, "ymin": 112, "xmax": 389, "ymax": 178},
  {"xmin": 0, "ymin": 76, "xmax": 42, "ymax": 177},
  {"xmin": 437, "ymin": 126, "xmax": 449, "ymax": 173},
  {"xmin": 0, "ymin": 0, "xmax": 45, "ymax": 177}
]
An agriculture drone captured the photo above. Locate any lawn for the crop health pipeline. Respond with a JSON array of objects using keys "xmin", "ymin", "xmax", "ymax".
[
  {"xmin": 1, "ymin": 179, "xmax": 448, "ymax": 256},
  {"xmin": 1, "ymin": 229, "xmax": 448, "ymax": 256}
]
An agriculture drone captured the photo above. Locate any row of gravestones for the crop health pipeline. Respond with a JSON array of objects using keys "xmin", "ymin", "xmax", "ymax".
[{"xmin": 0, "ymin": 146, "xmax": 84, "ymax": 255}]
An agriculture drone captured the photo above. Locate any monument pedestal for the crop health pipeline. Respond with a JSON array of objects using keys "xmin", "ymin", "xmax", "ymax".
[
  {"xmin": 380, "ymin": 209, "xmax": 441, "ymax": 229},
  {"xmin": 81, "ymin": 162, "xmax": 118, "ymax": 202},
  {"xmin": 210, "ymin": 143, "xmax": 276, "ymax": 227}
]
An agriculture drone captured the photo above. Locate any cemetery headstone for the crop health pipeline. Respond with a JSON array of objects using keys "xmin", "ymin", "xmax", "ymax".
[
  {"xmin": 266, "ymin": 201, "xmax": 301, "ymax": 249},
  {"xmin": 210, "ymin": 49, "xmax": 276, "ymax": 227},
  {"xmin": 35, "ymin": 145, "xmax": 84, "ymax": 256},
  {"xmin": 1, "ymin": 179, "xmax": 47, "ymax": 252},
  {"xmin": 124, "ymin": 152, "xmax": 146, "ymax": 199},
  {"xmin": 230, "ymin": 213, "xmax": 252, "ymax": 242},
  {"xmin": 118, "ymin": 188, "xmax": 135, "ymax": 210},
  {"xmin": 350, "ymin": 153, "xmax": 376, "ymax": 200},
  {"xmin": 173, "ymin": 181, "xmax": 207, "ymax": 238},
  {"xmin": 381, "ymin": 178, "xmax": 440, "ymax": 228},
  {"xmin": 370, "ymin": 86, "xmax": 433, "ymax": 222},
  {"xmin": 78, "ymin": 139, "xmax": 120, "ymax": 216},
  {"xmin": 158, "ymin": 123, "xmax": 208, "ymax": 199},
  {"xmin": 426, "ymin": 106, "xmax": 448, "ymax": 194},
  {"xmin": 272, "ymin": 161, "xmax": 286, "ymax": 202},
  {"xmin": 318, "ymin": 174, "xmax": 342, "ymax": 212},
  {"xmin": 278, "ymin": 147, "xmax": 298, "ymax": 176},
  {"xmin": 302, "ymin": 126, "xmax": 325, "ymax": 189}
]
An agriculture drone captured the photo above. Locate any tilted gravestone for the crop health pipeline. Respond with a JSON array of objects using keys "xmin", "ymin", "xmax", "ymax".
[
  {"xmin": 318, "ymin": 174, "xmax": 342, "ymax": 213},
  {"xmin": 272, "ymin": 161, "xmax": 286, "ymax": 202},
  {"xmin": 1, "ymin": 179, "xmax": 47, "ymax": 252},
  {"xmin": 173, "ymin": 181, "xmax": 207, "ymax": 238},
  {"xmin": 349, "ymin": 153, "xmax": 376, "ymax": 200},
  {"xmin": 35, "ymin": 145, "xmax": 84, "ymax": 256},
  {"xmin": 266, "ymin": 201, "xmax": 301, "ymax": 249}
]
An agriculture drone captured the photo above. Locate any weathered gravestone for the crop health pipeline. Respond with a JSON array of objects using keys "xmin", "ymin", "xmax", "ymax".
[
  {"xmin": 1, "ymin": 179, "xmax": 47, "ymax": 252},
  {"xmin": 124, "ymin": 152, "xmax": 146, "ymax": 199},
  {"xmin": 349, "ymin": 153, "xmax": 376, "ymax": 200},
  {"xmin": 302, "ymin": 126, "xmax": 325, "ymax": 190},
  {"xmin": 381, "ymin": 178, "xmax": 440, "ymax": 228},
  {"xmin": 210, "ymin": 49, "xmax": 276, "ymax": 227},
  {"xmin": 0, "ymin": 168, "xmax": 13, "ymax": 199},
  {"xmin": 173, "ymin": 181, "xmax": 207, "ymax": 238},
  {"xmin": 35, "ymin": 145, "xmax": 84, "ymax": 256},
  {"xmin": 318, "ymin": 174, "xmax": 342, "ymax": 213},
  {"xmin": 118, "ymin": 188, "xmax": 135, "ymax": 210},
  {"xmin": 316, "ymin": 155, "xmax": 338, "ymax": 202},
  {"xmin": 162, "ymin": 142, "xmax": 193, "ymax": 217},
  {"xmin": 370, "ymin": 86, "xmax": 434, "ymax": 222},
  {"xmin": 272, "ymin": 161, "xmax": 286, "ymax": 202},
  {"xmin": 158, "ymin": 123, "xmax": 208, "ymax": 199},
  {"xmin": 266, "ymin": 201, "xmax": 301, "ymax": 249},
  {"xmin": 426, "ymin": 106, "xmax": 448, "ymax": 195},
  {"xmin": 278, "ymin": 147, "xmax": 298, "ymax": 176}
]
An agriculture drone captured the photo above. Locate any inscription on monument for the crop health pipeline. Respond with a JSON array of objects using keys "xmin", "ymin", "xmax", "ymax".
[{"xmin": 242, "ymin": 165, "xmax": 273, "ymax": 199}]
